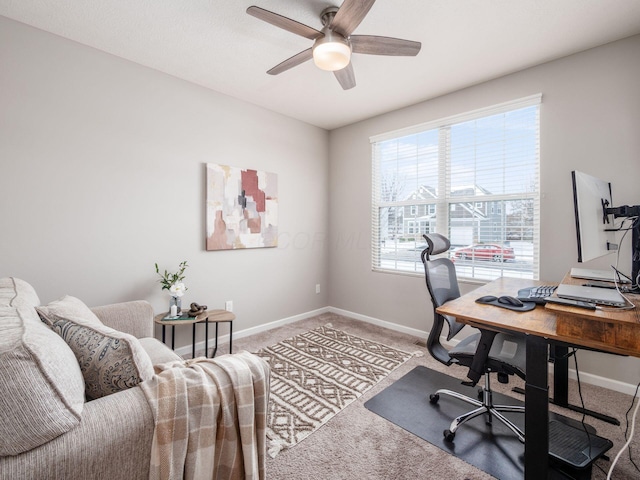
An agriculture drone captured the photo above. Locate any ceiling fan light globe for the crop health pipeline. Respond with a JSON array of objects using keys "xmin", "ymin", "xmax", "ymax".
[
  {"xmin": 313, "ymin": 42, "xmax": 351, "ymax": 71},
  {"xmin": 312, "ymin": 29, "xmax": 351, "ymax": 71}
]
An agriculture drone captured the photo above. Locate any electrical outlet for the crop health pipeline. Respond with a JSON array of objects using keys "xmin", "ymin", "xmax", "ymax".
[
  {"xmin": 316, "ymin": 284, "xmax": 321, "ymax": 294},
  {"xmin": 225, "ymin": 300, "xmax": 233, "ymax": 312}
]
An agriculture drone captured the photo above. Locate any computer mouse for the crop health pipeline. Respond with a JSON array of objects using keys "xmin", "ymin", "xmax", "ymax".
[
  {"xmin": 498, "ymin": 295, "xmax": 524, "ymax": 307},
  {"xmin": 475, "ymin": 295, "xmax": 498, "ymax": 304}
]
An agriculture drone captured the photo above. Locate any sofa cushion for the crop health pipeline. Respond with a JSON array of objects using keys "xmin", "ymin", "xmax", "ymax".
[
  {"xmin": 0, "ymin": 305, "xmax": 85, "ymax": 456},
  {"xmin": 38, "ymin": 301, "xmax": 155, "ymax": 400},
  {"xmin": 0, "ymin": 277, "xmax": 40, "ymax": 309},
  {"xmin": 138, "ymin": 337, "xmax": 182, "ymax": 366},
  {"xmin": 36, "ymin": 294, "xmax": 103, "ymax": 327}
]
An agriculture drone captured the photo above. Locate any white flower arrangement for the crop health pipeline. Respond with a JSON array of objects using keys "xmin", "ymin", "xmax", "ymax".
[
  {"xmin": 169, "ymin": 282, "xmax": 186, "ymax": 297},
  {"xmin": 155, "ymin": 261, "xmax": 189, "ymax": 295}
]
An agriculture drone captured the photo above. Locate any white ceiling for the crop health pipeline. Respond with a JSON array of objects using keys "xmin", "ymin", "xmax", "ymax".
[{"xmin": 2, "ymin": 0, "xmax": 640, "ymax": 130}]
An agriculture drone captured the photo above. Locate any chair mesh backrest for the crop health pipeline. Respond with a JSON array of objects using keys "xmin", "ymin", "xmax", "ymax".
[
  {"xmin": 421, "ymin": 234, "xmax": 465, "ymax": 363},
  {"xmin": 421, "ymin": 233, "xmax": 460, "ymax": 306},
  {"xmin": 424, "ymin": 258, "xmax": 461, "ymax": 308}
]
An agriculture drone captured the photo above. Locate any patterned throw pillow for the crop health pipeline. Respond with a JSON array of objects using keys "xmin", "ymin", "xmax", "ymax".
[{"xmin": 42, "ymin": 313, "xmax": 154, "ymax": 400}]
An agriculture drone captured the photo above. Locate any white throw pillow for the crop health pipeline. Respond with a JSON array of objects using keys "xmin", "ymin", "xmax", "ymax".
[
  {"xmin": 0, "ymin": 306, "xmax": 85, "ymax": 455},
  {"xmin": 36, "ymin": 294, "xmax": 103, "ymax": 326}
]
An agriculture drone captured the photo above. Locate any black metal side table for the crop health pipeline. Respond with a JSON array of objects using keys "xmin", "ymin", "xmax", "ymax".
[{"xmin": 154, "ymin": 308, "xmax": 235, "ymax": 358}]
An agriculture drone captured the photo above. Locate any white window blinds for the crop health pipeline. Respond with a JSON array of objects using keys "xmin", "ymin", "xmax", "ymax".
[{"xmin": 371, "ymin": 95, "xmax": 541, "ymax": 281}]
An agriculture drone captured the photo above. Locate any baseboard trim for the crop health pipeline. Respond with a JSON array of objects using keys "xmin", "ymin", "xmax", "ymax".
[
  {"xmin": 173, "ymin": 307, "xmax": 331, "ymax": 357},
  {"xmin": 175, "ymin": 305, "xmax": 639, "ymax": 397},
  {"xmin": 559, "ymin": 365, "xmax": 640, "ymax": 397},
  {"xmin": 327, "ymin": 306, "xmax": 429, "ymax": 341}
]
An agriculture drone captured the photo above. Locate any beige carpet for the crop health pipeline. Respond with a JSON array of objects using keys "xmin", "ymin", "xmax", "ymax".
[{"xmin": 201, "ymin": 312, "xmax": 640, "ymax": 479}]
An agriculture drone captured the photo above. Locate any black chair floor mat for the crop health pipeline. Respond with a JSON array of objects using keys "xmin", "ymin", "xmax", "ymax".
[{"xmin": 364, "ymin": 366, "xmax": 609, "ymax": 479}]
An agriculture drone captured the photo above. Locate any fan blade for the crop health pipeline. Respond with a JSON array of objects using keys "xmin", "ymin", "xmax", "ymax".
[
  {"xmin": 247, "ymin": 6, "xmax": 323, "ymax": 40},
  {"xmin": 331, "ymin": 0, "xmax": 376, "ymax": 37},
  {"xmin": 351, "ymin": 35, "xmax": 421, "ymax": 56},
  {"xmin": 334, "ymin": 63, "xmax": 356, "ymax": 90},
  {"xmin": 267, "ymin": 48, "xmax": 313, "ymax": 75}
]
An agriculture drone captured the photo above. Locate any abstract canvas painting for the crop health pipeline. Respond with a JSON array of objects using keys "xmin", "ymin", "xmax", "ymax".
[{"xmin": 206, "ymin": 163, "xmax": 278, "ymax": 250}]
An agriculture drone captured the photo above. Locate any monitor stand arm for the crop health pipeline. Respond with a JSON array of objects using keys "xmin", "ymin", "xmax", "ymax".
[{"xmin": 606, "ymin": 204, "xmax": 640, "ymax": 292}]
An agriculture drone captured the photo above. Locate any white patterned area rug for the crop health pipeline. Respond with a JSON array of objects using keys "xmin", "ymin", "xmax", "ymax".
[{"xmin": 255, "ymin": 324, "xmax": 415, "ymax": 457}]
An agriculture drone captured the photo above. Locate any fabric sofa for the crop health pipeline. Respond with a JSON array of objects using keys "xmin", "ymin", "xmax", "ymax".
[{"xmin": 0, "ymin": 277, "xmax": 268, "ymax": 480}]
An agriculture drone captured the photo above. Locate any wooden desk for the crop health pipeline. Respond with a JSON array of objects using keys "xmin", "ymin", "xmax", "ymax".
[
  {"xmin": 436, "ymin": 276, "xmax": 640, "ymax": 479},
  {"xmin": 548, "ymin": 274, "xmax": 640, "ymax": 356}
]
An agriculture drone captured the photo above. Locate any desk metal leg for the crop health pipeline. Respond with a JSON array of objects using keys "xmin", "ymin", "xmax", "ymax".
[
  {"xmin": 513, "ymin": 344, "xmax": 620, "ymax": 426},
  {"xmin": 549, "ymin": 345, "xmax": 620, "ymax": 425},
  {"xmin": 551, "ymin": 345, "xmax": 569, "ymax": 403},
  {"xmin": 171, "ymin": 326, "xmax": 175, "ymax": 351},
  {"xmin": 229, "ymin": 321, "xmax": 233, "ymax": 354},
  {"xmin": 525, "ymin": 335, "xmax": 549, "ymax": 480}
]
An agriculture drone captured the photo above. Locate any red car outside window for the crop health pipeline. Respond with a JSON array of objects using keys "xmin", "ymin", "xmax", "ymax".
[{"xmin": 452, "ymin": 244, "xmax": 515, "ymax": 262}]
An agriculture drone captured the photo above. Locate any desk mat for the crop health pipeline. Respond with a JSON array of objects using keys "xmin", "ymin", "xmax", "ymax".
[
  {"xmin": 475, "ymin": 296, "xmax": 536, "ymax": 312},
  {"xmin": 364, "ymin": 366, "xmax": 602, "ymax": 479}
]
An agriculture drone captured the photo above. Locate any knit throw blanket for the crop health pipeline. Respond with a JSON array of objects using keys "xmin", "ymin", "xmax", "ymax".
[{"xmin": 140, "ymin": 351, "xmax": 270, "ymax": 480}]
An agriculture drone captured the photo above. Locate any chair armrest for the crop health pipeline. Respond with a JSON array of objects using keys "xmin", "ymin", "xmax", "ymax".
[
  {"xmin": 91, "ymin": 300, "xmax": 154, "ymax": 338},
  {"xmin": 464, "ymin": 329, "xmax": 498, "ymax": 386},
  {"xmin": 0, "ymin": 387, "xmax": 154, "ymax": 480}
]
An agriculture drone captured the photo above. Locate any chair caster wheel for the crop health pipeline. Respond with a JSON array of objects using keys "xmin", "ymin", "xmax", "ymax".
[
  {"xmin": 443, "ymin": 429, "xmax": 455, "ymax": 442},
  {"xmin": 429, "ymin": 393, "xmax": 439, "ymax": 404}
]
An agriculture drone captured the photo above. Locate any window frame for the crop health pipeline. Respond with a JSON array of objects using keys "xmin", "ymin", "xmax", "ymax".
[{"xmin": 370, "ymin": 94, "xmax": 542, "ymax": 282}]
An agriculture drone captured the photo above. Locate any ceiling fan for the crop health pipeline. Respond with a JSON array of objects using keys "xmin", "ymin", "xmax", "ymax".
[{"xmin": 246, "ymin": 0, "xmax": 421, "ymax": 90}]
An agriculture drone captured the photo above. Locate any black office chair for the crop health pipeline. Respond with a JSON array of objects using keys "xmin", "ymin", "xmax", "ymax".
[{"xmin": 421, "ymin": 233, "xmax": 527, "ymax": 442}]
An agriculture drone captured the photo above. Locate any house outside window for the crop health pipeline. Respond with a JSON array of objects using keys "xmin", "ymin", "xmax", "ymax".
[{"xmin": 371, "ymin": 95, "xmax": 541, "ymax": 281}]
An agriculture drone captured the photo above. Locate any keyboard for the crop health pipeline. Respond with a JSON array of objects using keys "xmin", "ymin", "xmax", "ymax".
[{"xmin": 517, "ymin": 285, "xmax": 557, "ymax": 304}]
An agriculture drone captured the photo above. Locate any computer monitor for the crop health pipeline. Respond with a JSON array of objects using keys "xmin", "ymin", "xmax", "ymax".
[
  {"xmin": 571, "ymin": 171, "xmax": 616, "ymax": 263},
  {"xmin": 571, "ymin": 170, "xmax": 640, "ymax": 292}
]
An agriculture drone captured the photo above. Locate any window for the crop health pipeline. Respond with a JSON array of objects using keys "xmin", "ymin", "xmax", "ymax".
[{"xmin": 371, "ymin": 95, "xmax": 541, "ymax": 281}]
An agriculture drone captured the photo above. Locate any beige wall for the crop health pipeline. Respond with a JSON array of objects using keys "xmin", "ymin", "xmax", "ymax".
[
  {"xmin": 0, "ymin": 17, "xmax": 329, "ymax": 349},
  {"xmin": 328, "ymin": 35, "xmax": 640, "ymax": 387},
  {"xmin": 2, "ymin": 13, "xmax": 639, "ymax": 387}
]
